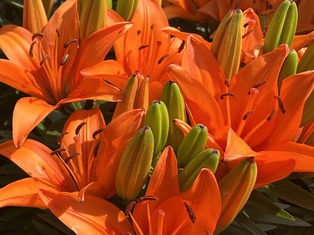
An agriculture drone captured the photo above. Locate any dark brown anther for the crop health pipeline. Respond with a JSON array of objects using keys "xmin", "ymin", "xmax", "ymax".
[
  {"xmin": 267, "ymin": 107, "xmax": 277, "ymax": 121},
  {"xmin": 158, "ymin": 54, "xmax": 169, "ymax": 64},
  {"xmin": 150, "ymin": 24, "xmax": 154, "ymax": 30},
  {"xmin": 93, "ymin": 128, "xmax": 104, "ymax": 139},
  {"xmin": 220, "ymin": 92, "xmax": 236, "ymax": 100},
  {"xmin": 224, "ymin": 79, "xmax": 230, "ymax": 88},
  {"xmin": 274, "ymin": 96, "xmax": 286, "ymax": 114},
  {"xmin": 243, "ymin": 22, "xmax": 250, "ymax": 28},
  {"xmin": 156, "ymin": 40, "xmax": 162, "ymax": 46},
  {"xmin": 40, "ymin": 54, "xmax": 49, "ymax": 66},
  {"xmin": 253, "ymin": 81, "xmax": 266, "ymax": 89},
  {"xmin": 32, "ymin": 32, "xmax": 43, "ymax": 41},
  {"xmin": 75, "ymin": 122, "xmax": 86, "ymax": 135},
  {"xmin": 57, "ymin": 132, "xmax": 69, "ymax": 145},
  {"xmin": 29, "ymin": 41, "xmax": 36, "ymax": 57},
  {"xmin": 178, "ymin": 40, "xmax": 185, "ymax": 53},
  {"xmin": 139, "ymin": 45, "xmax": 149, "ymax": 50},
  {"xmin": 136, "ymin": 29, "xmax": 141, "ymax": 35},
  {"xmin": 64, "ymin": 39, "xmax": 77, "ymax": 48},
  {"xmin": 50, "ymin": 148, "xmax": 66, "ymax": 156},
  {"xmin": 124, "ymin": 201, "xmax": 136, "ymax": 217},
  {"xmin": 60, "ymin": 54, "xmax": 70, "ymax": 65},
  {"xmin": 184, "ymin": 202, "xmax": 196, "ymax": 223},
  {"xmin": 65, "ymin": 152, "xmax": 79, "ymax": 163},
  {"xmin": 56, "ymin": 29, "xmax": 60, "ymax": 37},
  {"xmin": 93, "ymin": 140, "xmax": 101, "ymax": 157},
  {"xmin": 124, "ymin": 195, "xmax": 158, "ymax": 217},
  {"xmin": 243, "ymin": 110, "xmax": 254, "ymax": 120},
  {"xmin": 242, "ymin": 29, "xmax": 253, "ymax": 39}
]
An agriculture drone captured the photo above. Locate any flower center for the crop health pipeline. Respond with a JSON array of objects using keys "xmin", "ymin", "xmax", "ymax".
[
  {"xmin": 50, "ymin": 122, "xmax": 104, "ymax": 190},
  {"xmin": 29, "ymin": 30, "xmax": 77, "ymax": 104}
]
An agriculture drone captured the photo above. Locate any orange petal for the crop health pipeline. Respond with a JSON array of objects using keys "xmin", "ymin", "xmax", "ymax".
[
  {"xmin": 167, "ymin": 64, "xmax": 226, "ymax": 137},
  {"xmin": 12, "ymin": 97, "xmax": 57, "ymax": 147},
  {"xmin": 268, "ymin": 71, "xmax": 314, "ymax": 143},
  {"xmin": 254, "ymin": 158, "xmax": 295, "ymax": 188},
  {"xmin": 0, "ymin": 139, "xmax": 77, "ymax": 191},
  {"xmin": 182, "ymin": 35, "xmax": 225, "ymax": 96},
  {"xmin": 265, "ymin": 141, "xmax": 314, "ymax": 172},
  {"xmin": 0, "ymin": 25, "xmax": 39, "ymax": 71},
  {"xmin": 72, "ymin": 22, "xmax": 132, "ymax": 86},
  {"xmin": 229, "ymin": 44, "xmax": 289, "ymax": 135},
  {"xmin": 0, "ymin": 178, "xmax": 57, "ymax": 208},
  {"xmin": 114, "ymin": 0, "xmax": 169, "ymax": 76},
  {"xmin": 181, "ymin": 169, "xmax": 221, "ymax": 234},
  {"xmin": 38, "ymin": 189, "xmax": 134, "ymax": 234},
  {"xmin": 78, "ymin": 181, "xmax": 106, "ymax": 202},
  {"xmin": 65, "ymin": 78, "xmax": 123, "ymax": 103},
  {"xmin": 0, "ymin": 59, "xmax": 45, "ymax": 98}
]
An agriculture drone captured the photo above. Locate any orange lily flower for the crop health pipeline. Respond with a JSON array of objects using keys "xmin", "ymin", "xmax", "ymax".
[
  {"xmin": 82, "ymin": 0, "xmax": 185, "ymax": 101},
  {"xmin": 38, "ymin": 189, "xmax": 134, "ymax": 234},
  {"xmin": 0, "ymin": 0, "xmax": 131, "ymax": 147},
  {"xmin": 167, "ymin": 38, "xmax": 314, "ymax": 187},
  {"xmin": 0, "ymin": 107, "xmax": 144, "ymax": 208},
  {"xmin": 131, "ymin": 146, "xmax": 221, "ymax": 234},
  {"xmin": 296, "ymin": 0, "xmax": 314, "ymax": 34}
]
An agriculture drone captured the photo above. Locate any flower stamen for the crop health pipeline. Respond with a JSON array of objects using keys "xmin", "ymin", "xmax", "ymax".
[
  {"xmin": 65, "ymin": 152, "xmax": 79, "ymax": 163},
  {"xmin": 75, "ymin": 122, "xmax": 86, "ymax": 135},
  {"xmin": 92, "ymin": 128, "xmax": 104, "ymax": 139},
  {"xmin": 158, "ymin": 54, "xmax": 169, "ymax": 64},
  {"xmin": 139, "ymin": 45, "xmax": 149, "ymax": 50},
  {"xmin": 184, "ymin": 202, "xmax": 196, "ymax": 223},
  {"xmin": 220, "ymin": 92, "xmax": 236, "ymax": 99},
  {"xmin": 274, "ymin": 96, "xmax": 286, "ymax": 114}
]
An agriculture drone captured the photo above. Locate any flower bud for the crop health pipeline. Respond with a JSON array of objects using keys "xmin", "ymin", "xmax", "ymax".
[
  {"xmin": 116, "ymin": 0, "xmax": 139, "ymax": 21},
  {"xmin": 115, "ymin": 126, "xmax": 154, "ymax": 201},
  {"xmin": 178, "ymin": 148, "xmax": 220, "ymax": 192}
]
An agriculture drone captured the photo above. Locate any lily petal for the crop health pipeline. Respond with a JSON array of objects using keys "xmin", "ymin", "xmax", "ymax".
[
  {"xmin": 181, "ymin": 169, "xmax": 221, "ymax": 234},
  {"xmin": 23, "ymin": 0, "xmax": 48, "ymax": 33},
  {"xmin": 0, "ymin": 178, "xmax": 57, "ymax": 208},
  {"xmin": 12, "ymin": 97, "xmax": 57, "ymax": 147},
  {"xmin": 0, "ymin": 139, "xmax": 77, "ymax": 191},
  {"xmin": 38, "ymin": 189, "xmax": 134, "ymax": 234}
]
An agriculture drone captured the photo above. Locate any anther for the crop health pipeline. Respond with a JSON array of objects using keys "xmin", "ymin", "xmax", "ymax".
[
  {"xmin": 274, "ymin": 96, "xmax": 286, "ymax": 114},
  {"xmin": 64, "ymin": 39, "xmax": 77, "ymax": 48},
  {"xmin": 65, "ymin": 152, "xmax": 79, "ymax": 163},
  {"xmin": 75, "ymin": 122, "xmax": 86, "ymax": 135},
  {"xmin": 124, "ymin": 195, "xmax": 158, "ymax": 217},
  {"xmin": 243, "ymin": 22, "xmax": 249, "ymax": 28},
  {"xmin": 40, "ymin": 54, "xmax": 49, "ymax": 66},
  {"xmin": 158, "ymin": 54, "xmax": 169, "ymax": 64},
  {"xmin": 50, "ymin": 148, "xmax": 66, "ymax": 155},
  {"xmin": 139, "ymin": 45, "xmax": 149, "ymax": 50},
  {"xmin": 253, "ymin": 81, "xmax": 266, "ymax": 89},
  {"xmin": 243, "ymin": 110, "xmax": 254, "ymax": 120},
  {"xmin": 93, "ymin": 128, "xmax": 104, "ymax": 139},
  {"xmin": 150, "ymin": 24, "xmax": 154, "ymax": 30},
  {"xmin": 32, "ymin": 33, "xmax": 43, "ymax": 41},
  {"xmin": 224, "ymin": 79, "xmax": 230, "ymax": 88},
  {"xmin": 184, "ymin": 202, "xmax": 196, "ymax": 223},
  {"xmin": 242, "ymin": 29, "xmax": 253, "ymax": 39},
  {"xmin": 178, "ymin": 40, "xmax": 185, "ymax": 53},
  {"xmin": 156, "ymin": 40, "xmax": 162, "ymax": 46},
  {"xmin": 267, "ymin": 107, "xmax": 277, "ymax": 121},
  {"xmin": 56, "ymin": 29, "xmax": 60, "ymax": 37},
  {"xmin": 93, "ymin": 140, "xmax": 101, "ymax": 157},
  {"xmin": 60, "ymin": 54, "xmax": 70, "ymax": 65},
  {"xmin": 57, "ymin": 132, "xmax": 69, "ymax": 145},
  {"xmin": 220, "ymin": 92, "xmax": 236, "ymax": 100},
  {"xmin": 137, "ymin": 29, "xmax": 141, "ymax": 35},
  {"xmin": 29, "ymin": 41, "xmax": 36, "ymax": 57}
]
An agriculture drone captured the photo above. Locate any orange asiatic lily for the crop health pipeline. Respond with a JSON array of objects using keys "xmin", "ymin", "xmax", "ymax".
[
  {"xmin": 82, "ymin": 0, "xmax": 185, "ymax": 101},
  {"xmin": 131, "ymin": 146, "xmax": 221, "ymax": 234},
  {"xmin": 38, "ymin": 190, "xmax": 134, "ymax": 234},
  {"xmin": 0, "ymin": 0, "xmax": 131, "ymax": 147},
  {"xmin": 0, "ymin": 107, "xmax": 144, "ymax": 208},
  {"xmin": 167, "ymin": 38, "xmax": 314, "ymax": 187}
]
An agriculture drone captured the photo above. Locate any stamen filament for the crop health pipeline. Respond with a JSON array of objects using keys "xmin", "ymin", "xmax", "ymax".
[{"xmin": 157, "ymin": 209, "xmax": 165, "ymax": 235}]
